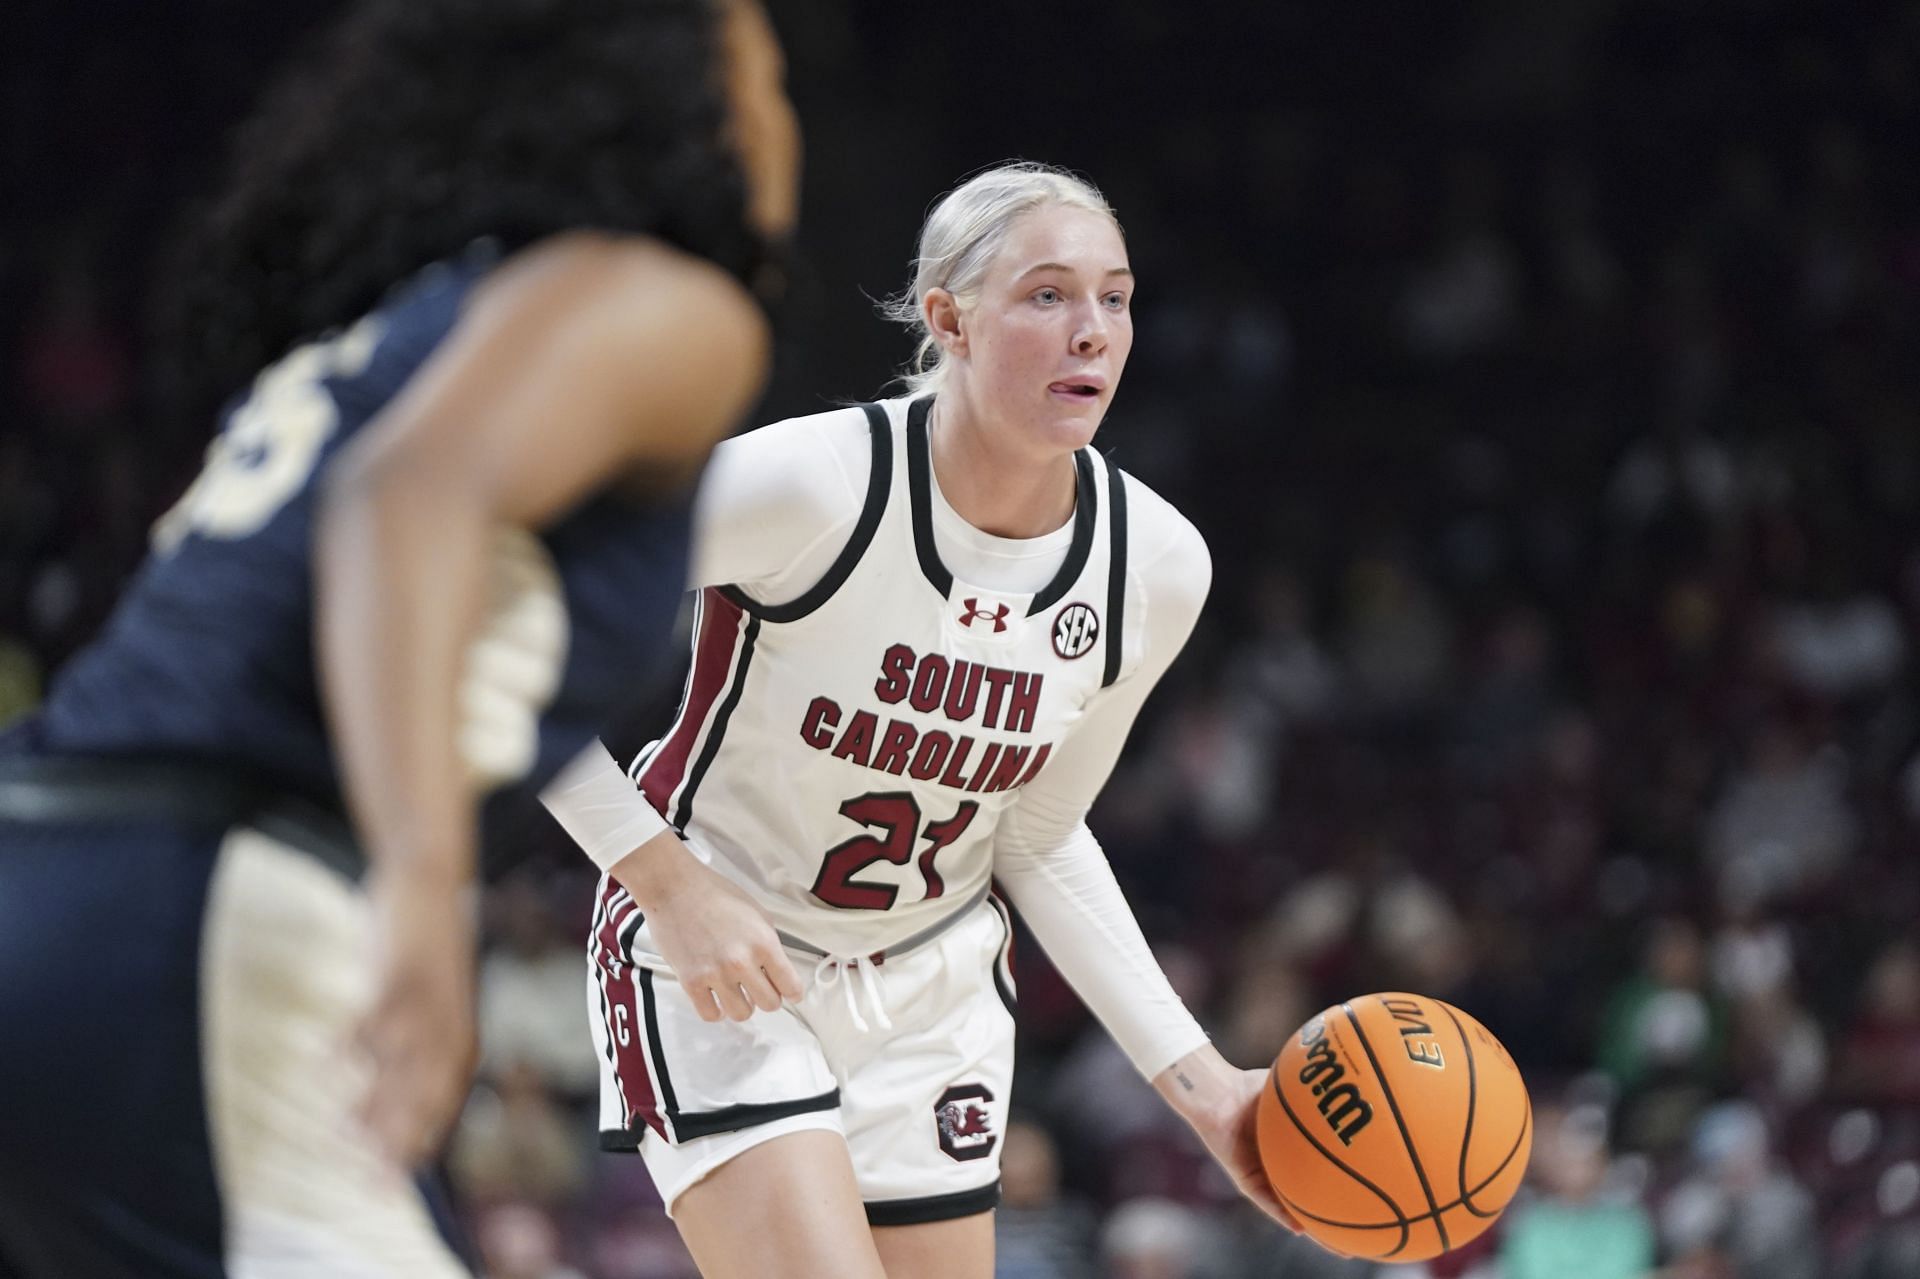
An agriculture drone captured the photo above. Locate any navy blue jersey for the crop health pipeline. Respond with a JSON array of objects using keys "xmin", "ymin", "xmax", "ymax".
[{"xmin": 31, "ymin": 249, "xmax": 693, "ymax": 859}]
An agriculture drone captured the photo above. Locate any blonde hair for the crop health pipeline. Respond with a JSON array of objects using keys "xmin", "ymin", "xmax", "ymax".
[{"xmin": 881, "ymin": 161, "xmax": 1120, "ymax": 396}]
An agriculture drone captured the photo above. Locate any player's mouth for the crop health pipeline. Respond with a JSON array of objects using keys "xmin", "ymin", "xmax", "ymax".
[{"xmin": 1048, "ymin": 380, "xmax": 1104, "ymax": 402}]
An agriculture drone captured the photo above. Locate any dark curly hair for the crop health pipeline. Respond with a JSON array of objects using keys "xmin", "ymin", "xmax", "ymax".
[{"xmin": 156, "ymin": 0, "xmax": 775, "ymax": 430}]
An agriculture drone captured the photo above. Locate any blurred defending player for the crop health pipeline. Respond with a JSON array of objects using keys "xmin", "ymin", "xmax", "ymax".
[
  {"xmin": 545, "ymin": 163, "xmax": 1296, "ymax": 1279},
  {"xmin": 0, "ymin": 1, "xmax": 797, "ymax": 1275}
]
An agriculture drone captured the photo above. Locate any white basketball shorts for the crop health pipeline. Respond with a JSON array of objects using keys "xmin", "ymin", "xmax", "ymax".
[{"xmin": 588, "ymin": 886, "xmax": 1017, "ymax": 1225}]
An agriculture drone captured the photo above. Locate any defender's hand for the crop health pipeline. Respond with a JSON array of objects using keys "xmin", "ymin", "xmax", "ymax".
[{"xmin": 354, "ymin": 866, "xmax": 478, "ymax": 1169}]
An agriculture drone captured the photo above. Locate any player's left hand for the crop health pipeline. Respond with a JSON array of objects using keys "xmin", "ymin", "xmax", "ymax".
[
  {"xmin": 354, "ymin": 865, "xmax": 479, "ymax": 1170},
  {"xmin": 1197, "ymin": 1067, "xmax": 1304, "ymax": 1232},
  {"xmin": 1155, "ymin": 1049, "xmax": 1302, "ymax": 1232}
]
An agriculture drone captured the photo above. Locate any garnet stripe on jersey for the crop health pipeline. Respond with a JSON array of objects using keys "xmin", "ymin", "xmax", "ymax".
[
  {"xmin": 591, "ymin": 882, "xmax": 666, "ymax": 1139},
  {"xmin": 672, "ymin": 610, "xmax": 760, "ymax": 831},
  {"xmin": 599, "ymin": 959, "xmax": 667, "ymax": 1138},
  {"xmin": 639, "ymin": 588, "xmax": 747, "ymax": 829},
  {"xmin": 588, "ymin": 886, "xmax": 628, "ymax": 1119}
]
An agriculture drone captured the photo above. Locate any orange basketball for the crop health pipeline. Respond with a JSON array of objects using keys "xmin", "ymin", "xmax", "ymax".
[{"xmin": 1255, "ymin": 992, "xmax": 1533, "ymax": 1263}]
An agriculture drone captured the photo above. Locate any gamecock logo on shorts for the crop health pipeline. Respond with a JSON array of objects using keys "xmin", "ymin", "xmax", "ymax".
[
  {"xmin": 1051, "ymin": 602, "xmax": 1099, "ymax": 660},
  {"xmin": 935, "ymin": 1083, "xmax": 997, "ymax": 1161}
]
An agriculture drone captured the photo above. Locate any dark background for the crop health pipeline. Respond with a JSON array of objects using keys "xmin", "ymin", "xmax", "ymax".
[{"xmin": 5, "ymin": 3, "xmax": 1920, "ymax": 1276}]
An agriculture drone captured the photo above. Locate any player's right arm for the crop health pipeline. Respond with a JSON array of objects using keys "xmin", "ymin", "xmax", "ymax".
[
  {"xmin": 545, "ymin": 742, "xmax": 805, "ymax": 1021},
  {"xmin": 313, "ymin": 231, "xmax": 769, "ymax": 1167},
  {"xmin": 543, "ymin": 409, "xmax": 867, "ymax": 1019}
]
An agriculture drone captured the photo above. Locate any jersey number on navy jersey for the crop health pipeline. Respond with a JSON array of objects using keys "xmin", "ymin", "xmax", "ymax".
[
  {"xmin": 810, "ymin": 793, "xmax": 980, "ymax": 910},
  {"xmin": 153, "ymin": 317, "xmax": 385, "ymax": 552}
]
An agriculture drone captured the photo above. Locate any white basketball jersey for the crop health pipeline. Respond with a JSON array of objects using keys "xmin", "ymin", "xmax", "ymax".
[{"xmin": 633, "ymin": 397, "xmax": 1146, "ymax": 954}]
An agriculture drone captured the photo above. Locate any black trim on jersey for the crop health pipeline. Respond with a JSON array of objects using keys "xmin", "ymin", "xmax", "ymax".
[
  {"xmin": 1101, "ymin": 463, "xmax": 1130, "ymax": 688},
  {"xmin": 905, "ymin": 396, "xmax": 1099, "ymax": 613},
  {"xmin": 905, "ymin": 396, "xmax": 951, "ymax": 595},
  {"xmin": 718, "ymin": 402, "xmax": 894, "ymax": 622},
  {"xmin": 864, "ymin": 1180, "xmax": 1002, "ymax": 1226},
  {"xmin": 1028, "ymin": 449, "xmax": 1098, "ymax": 615},
  {"xmin": 670, "ymin": 613, "xmax": 760, "ymax": 832}
]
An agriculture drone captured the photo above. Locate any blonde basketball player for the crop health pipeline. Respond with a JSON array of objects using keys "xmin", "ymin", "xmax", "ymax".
[{"xmin": 545, "ymin": 162, "xmax": 1297, "ymax": 1279}]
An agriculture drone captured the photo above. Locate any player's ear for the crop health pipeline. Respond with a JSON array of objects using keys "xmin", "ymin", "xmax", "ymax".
[{"xmin": 923, "ymin": 288, "xmax": 968, "ymax": 359}]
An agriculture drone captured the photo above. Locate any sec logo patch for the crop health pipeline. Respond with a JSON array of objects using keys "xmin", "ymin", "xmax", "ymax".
[{"xmin": 1052, "ymin": 602, "xmax": 1099, "ymax": 660}]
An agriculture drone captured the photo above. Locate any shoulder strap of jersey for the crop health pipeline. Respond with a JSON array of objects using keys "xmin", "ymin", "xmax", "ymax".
[
  {"xmin": 1102, "ymin": 458, "xmax": 1130, "ymax": 688},
  {"xmin": 1028, "ymin": 447, "xmax": 1099, "ymax": 616},
  {"xmin": 718, "ymin": 402, "xmax": 894, "ymax": 622}
]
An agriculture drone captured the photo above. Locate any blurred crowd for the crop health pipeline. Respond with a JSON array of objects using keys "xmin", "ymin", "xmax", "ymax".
[{"xmin": 6, "ymin": 1, "xmax": 1920, "ymax": 1276}]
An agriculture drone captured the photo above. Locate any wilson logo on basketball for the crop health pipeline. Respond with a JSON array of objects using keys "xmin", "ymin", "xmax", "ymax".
[
  {"xmin": 1255, "ymin": 994, "xmax": 1535, "ymax": 1263},
  {"xmin": 958, "ymin": 599, "xmax": 1011, "ymax": 633},
  {"xmin": 1297, "ymin": 1017, "xmax": 1374, "ymax": 1146},
  {"xmin": 935, "ymin": 1083, "xmax": 997, "ymax": 1161},
  {"xmin": 1051, "ymin": 602, "xmax": 1099, "ymax": 659}
]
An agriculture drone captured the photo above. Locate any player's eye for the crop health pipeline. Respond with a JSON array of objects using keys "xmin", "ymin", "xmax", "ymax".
[
  {"xmin": 1034, "ymin": 288, "xmax": 1061, "ymax": 305},
  {"xmin": 1102, "ymin": 292, "xmax": 1129, "ymax": 311}
]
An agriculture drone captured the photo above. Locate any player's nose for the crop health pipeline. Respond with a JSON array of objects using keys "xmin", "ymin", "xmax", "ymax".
[{"xmin": 1071, "ymin": 309, "xmax": 1108, "ymax": 356}]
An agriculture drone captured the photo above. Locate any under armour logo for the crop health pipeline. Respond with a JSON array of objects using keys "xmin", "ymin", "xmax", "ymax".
[{"xmin": 958, "ymin": 599, "xmax": 1011, "ymax": 633}]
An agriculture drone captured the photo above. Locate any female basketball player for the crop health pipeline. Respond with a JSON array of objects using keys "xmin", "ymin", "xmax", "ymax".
[
  {"xmin": 0, "ymin": 2, "xmax": 797, "ymax": 1275},
  {"xmin": 545, "ymin": 162, "xmax": 1298, "ymax": 1279}
]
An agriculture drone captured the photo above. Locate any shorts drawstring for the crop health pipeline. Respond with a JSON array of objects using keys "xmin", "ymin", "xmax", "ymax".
[{"xmin": 812, "ymin": 951, "xmax": 892, "ymax": 1034}]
